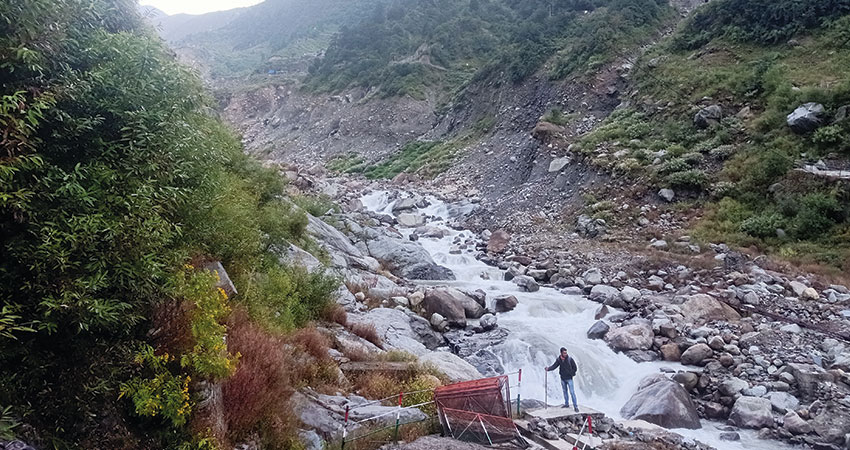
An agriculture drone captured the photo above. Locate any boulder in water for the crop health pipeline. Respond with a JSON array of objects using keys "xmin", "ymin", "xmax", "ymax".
[
  {"xmin": 424, "ymin": 288, "xmax": 485, "ymax": 325},
  {"xmin": 367, "ymin": 235, "xmax": 455, "ymax": 281},
  {"xmin": 606, "ymin": 323, "xmax": 653, "ymax": 351},
  {"xmin": 587, "ymin": 320, "xmax": 610, "ymax": 340},
  {"xmin": 479, "ymin": 313, "xmax": 497, "ymax": 331},
  {"xmin": 512, "ymin": 275, "xmax": 539, "ymax": 292},
  {"xmin": 494, "ymin": 295, "xmax": 518, "ymax": 313},
  {"xmin": 620, "ymin": 375, "xmax": 702, "ymax": 429},
  {"xmin": 396, "ymin": 213, "xmax": 425, "ymax": 227},
  {"xmin": 729, "ymin": 396, "xmax": 774, "ymax": 429}
]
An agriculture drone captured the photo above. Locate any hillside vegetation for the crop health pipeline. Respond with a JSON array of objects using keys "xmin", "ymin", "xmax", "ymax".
[
  {"xmin": 307, "ymin": 0, "xmax": 672, "ymax": 97},
  {"xmin": 0, "ymin": 1, "xmax": 344, "ymax": 448},
  {"xmin": 578, "ymin": 0, "xmax": 850, "ymax": 271}
]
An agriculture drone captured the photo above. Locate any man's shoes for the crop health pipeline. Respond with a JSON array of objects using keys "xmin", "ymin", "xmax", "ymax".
[{"xmin": 574, "ymin": 406, "xmax": 580, "ymax": 412}]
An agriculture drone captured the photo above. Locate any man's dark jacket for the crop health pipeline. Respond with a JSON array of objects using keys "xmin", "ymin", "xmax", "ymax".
[{"xmin": 548, "ymin": 355, "xmax": 578, "ymax": 380}]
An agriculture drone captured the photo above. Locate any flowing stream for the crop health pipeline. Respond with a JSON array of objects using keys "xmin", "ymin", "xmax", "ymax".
[{"xmin": 360, "ymin": 190, "xmax": 798, "ymax": 450}]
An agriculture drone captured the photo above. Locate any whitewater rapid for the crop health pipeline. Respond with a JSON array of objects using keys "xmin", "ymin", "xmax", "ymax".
[{"xmin": 360, "ymin": 190, "xmax": 798, "ymax": 450}]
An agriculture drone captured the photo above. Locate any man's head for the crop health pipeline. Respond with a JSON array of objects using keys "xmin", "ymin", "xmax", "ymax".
[{"xmin": 560, "ymin": 347, "xmax": 568, "ymax": 358}]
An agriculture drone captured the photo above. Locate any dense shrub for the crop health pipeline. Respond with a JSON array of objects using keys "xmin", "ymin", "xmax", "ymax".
[
  {"xmin": 740, "ymin": 213, "xmax": 785, "ymax": 239},
  {"xmin": 241, "ymin": 266, "xmax": 340, "ymax": 332},
  {"xmin": 667, "ymin": 169, "xmax": 710, "ymax": 190},
  {"xmin": 675, "ymin": 0, "xmax": 850, "ymax": 49}
]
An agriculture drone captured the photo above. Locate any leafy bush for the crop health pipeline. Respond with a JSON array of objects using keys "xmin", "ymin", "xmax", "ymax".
[
  {"xmin": 675, "ymin": 0, "xmax": 850, "ymax": 49},
  {"xmin": 292, "ymin": 194, "xmax": 340, "ymax": 217},
  {"xmin": 120, "ymin": 346, "xmax": 193, "ymax": 428},
  {"xmin": 790, "ymin": 193, "xmax": 844, "ymax": 239},
  {"xmin": 657, "ymin": 157, "xmax": 691, "ymax": 174},
  {"xmin": 174, "ymin": 270, "xmax": 239, "ymax": 380},
  {"xmin": 667, "ymin": 169, "xmax": 710, "ymax": 190},
  {"xmin": 241, "ymin": 266, "xmax": 339, "ymax": 332},
  {"xmin": 740, "ymin": 213, "xmax": 785, "ymax": 239},
  {"xmin": 812, "ymin": 125, "xmax": 846, "ymax": 148}
]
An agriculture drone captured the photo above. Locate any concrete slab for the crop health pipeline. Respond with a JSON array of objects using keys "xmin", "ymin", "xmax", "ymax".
[{"xmin": 524, "ymin": 405, "xmax": 603, "ymax": 421}]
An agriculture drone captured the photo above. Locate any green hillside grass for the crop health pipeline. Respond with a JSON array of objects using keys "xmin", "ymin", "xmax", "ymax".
[{"xmin": 578, "ymin": 0, "xmax": 850, "ymax": 271}]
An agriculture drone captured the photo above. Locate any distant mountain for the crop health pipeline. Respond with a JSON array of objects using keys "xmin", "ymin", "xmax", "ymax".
[{"xmin": 149, "ymin": 0, "xmax": 380, "ymax": 79}]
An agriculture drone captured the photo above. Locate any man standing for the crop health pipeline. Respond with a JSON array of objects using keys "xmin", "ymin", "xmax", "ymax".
[{"xmin": 545, "ymin": 347, "xmax": 579, "ymax": 411}]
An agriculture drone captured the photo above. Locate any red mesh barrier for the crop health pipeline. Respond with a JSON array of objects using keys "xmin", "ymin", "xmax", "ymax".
[{"xmin": 434, "ymin": 375, "xmax": 526, "ymax": 447}]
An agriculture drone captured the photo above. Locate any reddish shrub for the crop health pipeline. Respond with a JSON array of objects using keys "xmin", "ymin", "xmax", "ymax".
[
  {"xmin": 291, "ymin": 327, "xmax": 332, "ymax": 361},
  {"xmin": 223, "ymin": 311, "xmax": 293, "ymax": 437},
  {"xmin": 349, "ymin": 323, "xmax": 382, "ymax": 348},
  {"xmin": 322, "ymin": 303, "xmax": 348, "ymax": 326}
]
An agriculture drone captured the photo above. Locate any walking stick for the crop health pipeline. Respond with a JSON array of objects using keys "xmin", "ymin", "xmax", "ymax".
[{"xmin": 544, "ymin": 369, "xmax": 548, "ymax": 409}]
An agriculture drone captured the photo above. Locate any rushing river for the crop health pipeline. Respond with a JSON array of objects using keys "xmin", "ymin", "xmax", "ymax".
[{"xmin": 360, "ymin": 190, "xmax": 798, "ymax": 450}]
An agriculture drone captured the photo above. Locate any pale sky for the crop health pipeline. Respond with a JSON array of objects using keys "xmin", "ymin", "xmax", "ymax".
[{"xmin": 139, "ymin": 0, "xmax": 264, "ymax": 15}]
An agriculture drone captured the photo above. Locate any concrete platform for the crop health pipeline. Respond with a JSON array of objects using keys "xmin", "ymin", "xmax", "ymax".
[{"xmin": 523, "ymin": 405, "xmax": 603, "ymax": 421}]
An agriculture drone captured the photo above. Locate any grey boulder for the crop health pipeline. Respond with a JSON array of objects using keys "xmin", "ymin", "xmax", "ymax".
[
  {"xmin": 620, "ymin": 375, "xmax": 701, "ymax": 429},
  {"xmin": 729, "ymin": 396, "xmax": 774, "ymax": 429},
  {"xmin": 787, "ymin": 102, "xmax": 824, "ymax": 133},
  {"xmin": 367, "ymin": 236, "xmax": 454, "ymax": 281}
]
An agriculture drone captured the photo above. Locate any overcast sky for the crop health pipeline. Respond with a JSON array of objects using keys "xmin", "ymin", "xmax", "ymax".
[{"xmin": 139, "ymin": 0, "xmax": 264, "ymax": 15}]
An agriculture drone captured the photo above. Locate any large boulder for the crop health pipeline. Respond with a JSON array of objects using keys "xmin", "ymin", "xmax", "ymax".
[
  {"xmin": 680, "ymin": 294, "xmax": 740, "ymax": 325},
  {"xmin": 694, "ymin": 105, "xmax": 722, "ymax": 128},
  {"xmin": 512, "ymin": 275, "xmax": 539, "ymax": 292},
  {"xmin": 424, "ymin": 288, "xmax": 485, "ymax": 325},
  {"xmin": 549, "ymin": 156, "xmax": 571, "ymax": 172},
  {"xmin": 606, "ymin": 323, "xmax": 653, "ymax": 351},
  {"xmin": 768, "ymin": 392, "xmax": 799, "ymax": 414},
  {"xmin": 367, "ymin": 236, "xmax": 454, "ymax": 281},
  {"xmin": 587, "ymin": 321, "xmax": 610, "ymax": 340},
  {"xmin": 487, "ymin": 230, "xmax": 511, "ymax": 253},
  {"xmin": 680, "ymin": 343, "xmax": 714, "ymax": 366},
  {"xmin": 409, "ymin": 314, "xmax": 443, "ymax": 349},
  {"xmin": 396, "ymin": 213, "xmax": 426, "ymax": 228},
  {"xmin": 589, "ymin": 285, "xmax": 620, "ymax": 303},
  {"xmin": 349, "ymin": 308, "xmax": 426, "ymax": 356},
  {"xmin": 419, "ymin": 351, "xmax": 483, "ymax": 383},
  {"xmin": 620, "ymin": 375, "xmax": 702, "ymax": 429},
  {"xmin": 729, "ymin": 396, "xmax": 774, "ymax": 429},
  {"xmin": 787, "ymin": 102, "xmax": 825, "ymax": 133},
  {"xmin": 494, "ymin": 295, "xmax": 518, "ymax": 313},
  {"xmin": 785, "ymin": 363, "xmax": 835, "ymax": 399},
  {"xmin": 784, "ymin": 411, "xmax": 813, "ymax": 435},
  {"xmin": 391, "ymin": 198, "xmax": 418, "ymax": 213},
  {"xmin": 719, "ymin": 377, "xmax": 749, "ymax": 397}
]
